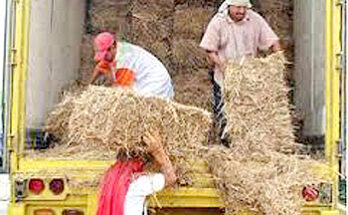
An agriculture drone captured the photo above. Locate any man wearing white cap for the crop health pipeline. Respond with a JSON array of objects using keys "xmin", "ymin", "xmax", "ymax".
[{"xmin": 200, "ymin": 0, "xmax": 281, "ymax": 146}]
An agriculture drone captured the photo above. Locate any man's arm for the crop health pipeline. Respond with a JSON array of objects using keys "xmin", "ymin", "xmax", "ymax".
[
  {"xmin": 143, "ymin": 131, "xmax": 177, "ymax": 186},
  {"xmin": 257, "ymin": 13, "xmax": 281, "ymax": 53},
  {"xmin": 200, "ymin": 15, "xmax": 222, "ymax": 67},
  {"xmin": 89, "ymin": 68, "xmax": 99, "ymax": 85},
  {"xmin": 207, "ymin": 51, "xmax": 225, "ymax": 71},
  {"xmin": 90, "ymin": 62, "xmax": 115, "ymax": 86}
]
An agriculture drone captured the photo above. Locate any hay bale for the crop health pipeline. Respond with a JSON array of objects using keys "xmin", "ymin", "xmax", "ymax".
[
  {"xmin": 172, "ymin": 70, "xmax": 212, "ymax": 111},
  {"xmin": 130, "ymin": 10, "xmax": 172, "ymax": 41},
  {"xmin": 223, "ymin": 53, "xmax": 296, "ymax": 154},
  {"xmin": 127, "ymin": 13, "xmax": 172, "ymax": 69},
  {"xmin": 132, "ymin": 0, "xmax": 174, "ymax": 16},
  {"xmin": 90, "ymin": 0, "xmax": 131, "ymax": 33},
  {"xmin": 129, "ymin": 0, "xmax": 174, "ymax": 42},
  {"xmin": 91, "ymin": 5, "xmax": 118, "ymax": 31},
  {"xmin": 203, "ymin": 146, "xmax": 323, "ymax": 215},
  {"xmin": 174, "ymin": 7, "xmax": 214, "ymax": 40},
  {"xmin": 257, "ymin": 0, "xmax": 293, "ymax": 59},
  {"xmin": 258, "ymin": 0, "xmax": 293, "ymax": 41},
  {"xmin": 44, "ymin": 86, "xmax": 212, "ymax": 180},
  {"xmin": 172, "ymin": 38, "xmax": 210, "ymax": 70},
  {"xmin": 45, "ymin": 84, "xmax": 87, "ymax": 142},
  {"xmin": 66, "ymin": 86, "xmax": 211, "ymax": 152},
  {"xmin": 199, "ymin": 52, "xmax": 325, "ymax": 215},
  {"xmin": 125, "ymin": 4, "xmax": 173, "ymax": 70}
]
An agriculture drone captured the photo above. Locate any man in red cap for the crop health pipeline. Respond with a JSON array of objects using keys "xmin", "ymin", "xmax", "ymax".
[
  {"xmin": 90, "ymin": 32, "xmax": 117, "ymax": 86},
  {"xmin": 91, "ymin": 32, "xmax": 174, "ymax": 101}
]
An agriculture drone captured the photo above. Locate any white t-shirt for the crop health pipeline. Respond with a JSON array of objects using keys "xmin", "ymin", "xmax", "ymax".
[
  {"xmin": 124, "ymin": 173, "xmax": 165, "ymax": 215},
  {"xmin": 114, "ymin": 41, "xmax": 174, "ymax": 100}
]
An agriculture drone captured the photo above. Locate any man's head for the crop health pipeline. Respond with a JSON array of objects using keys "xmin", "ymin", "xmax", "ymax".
[
  {"xmin": 94, "ymin": 32, "xmax": 117, "ymax": 62},
  {"xmin": 219, "ymin": 0, "xmax": 252, "ymax": 22},
  {"xmin": 229, "ymin": 5, "xmax": 248, "ymax": 22}
]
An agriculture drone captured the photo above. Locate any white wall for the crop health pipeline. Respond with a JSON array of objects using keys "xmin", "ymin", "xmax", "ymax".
[
  {"xmin": 294, "ymin": 0, "xmax": 326, "ymax": 136},
  {"xmin": 27, "ymin": 0, "xmax": 85, "ymax": 128}
]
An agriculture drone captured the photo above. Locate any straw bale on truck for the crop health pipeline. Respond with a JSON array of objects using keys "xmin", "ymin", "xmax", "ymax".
[
  {"xmin": 205, "ymin": 52, "xmax": 323, "ymax": 215},
  {"xmin": 223, "ymin": 53, "xmax": 295, "ymax": 154},
  {"xmin": 43, "ymin": 85, "xmax": 211, "ymax": 184}
]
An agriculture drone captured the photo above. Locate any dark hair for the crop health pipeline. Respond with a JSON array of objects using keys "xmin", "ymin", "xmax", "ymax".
[{"xmin": 116, "ymin": 149, "xmax": 144, "ymax": 161}]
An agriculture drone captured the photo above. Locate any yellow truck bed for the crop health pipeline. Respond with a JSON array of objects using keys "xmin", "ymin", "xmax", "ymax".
[{"xmin": 8, "ymin": 159, "xmax": 341, "ymax": 215}]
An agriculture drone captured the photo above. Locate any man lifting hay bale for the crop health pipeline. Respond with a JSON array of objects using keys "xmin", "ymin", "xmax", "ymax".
[{"xmin": 200, "ymin": 0, "xmax": 281, "ymax": 146}]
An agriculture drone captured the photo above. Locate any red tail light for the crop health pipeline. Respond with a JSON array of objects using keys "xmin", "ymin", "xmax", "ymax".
[
  {"xmin": 28, "ymin": 179, "xmax": 45, "ymax": 195},
  {"xmin": 62, "ymin": 209, "xmax": 84, "ymax": 215},
  {"xmin": 302, "ymin": 185, "xmax": 319, "ymax": 201},
  {"xmin": 34, "ymin": 209, "xmax": 55, "ymax": 215},
  {"xmin": 49, "ymin": 179, "xmax": 64, "ymax": 195}
]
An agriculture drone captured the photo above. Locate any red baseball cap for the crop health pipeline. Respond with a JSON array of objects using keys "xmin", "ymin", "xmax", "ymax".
[{"xmin": 94, "ymin": 32, "xmax": 115, "ymax": 61}]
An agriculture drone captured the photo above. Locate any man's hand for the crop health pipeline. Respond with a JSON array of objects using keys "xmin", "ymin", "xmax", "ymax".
[
  {"xmin": 89, "ymin": 68, "xmax": 99, "ymax": 85},
  {"xmin": 163, "ymin": 165, "xmax": 177, "ymax": 186},
  {"xmin": 143, "ymin": 130, "xmax": 163, "ymax": 154},
  {"xmin": 207, "ymin": 51, "xmax": 226, "ymax": 73},
  {"xmin": 270, "ymin": 40, "xmax": 281, "ymax": 53},
  {"xmin": 90, "ymin": 63, "xmax": 115, "ymax": 86},
  {"xmin": 143, "ymin": 130, "xmax": 177, "ymax": 186}
]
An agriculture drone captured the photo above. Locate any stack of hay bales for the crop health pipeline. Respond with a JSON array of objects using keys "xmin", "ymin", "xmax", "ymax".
[
  {"xmin": 78, "ymin": 0, "xmax": 295, "ymax": 109},
  {"xmin": 258, "ymin": 0, "xmax": 293, "ymax": 41},
  {"xmin": 45, "ymin": 1, "xmax": 314, "ymax": 213},
  {"xmin": 90, "ymin": 0, "xmax": 118, "ymax": 31},
  {"xmin": 257, "ymin": 0, "xmax": 294, "ymax": 59},
  {"xmin": 78, "ymin": 0, "xmax": 216, "ymax": 110},
  {"xmin": 38, "ymin": 52, "xmax": 324, "ymax": 214},
  {"xmin": 172, "ymin": 71, "xmax": 212, "ymax": 110},
  {"xmin": 171, "ymin": 2, "xmax": 215, "ymax": 110},
  {"xmin": 172, "ymin": 5, "xmax": 213, "ymax": 70},
  {"xmin": 126, "ymin": 0, "xmax": 174, "ymax": 70},
  {"xmin": 79, "ymin": 0, "xmax": 131, "ymax": 82},
  {"xmin": 203, "ymin": 53, "xmax": 323, "ymax": 215}
]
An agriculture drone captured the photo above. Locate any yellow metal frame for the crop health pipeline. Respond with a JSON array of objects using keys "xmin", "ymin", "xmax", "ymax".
[
  {"xmin": 325, "ymin": 0, "xmax": 342, "ymax": 209},
  {"xmin": 7, "ymin": 0, "xmax": 344, "ymax": 214},
  {"xmin": 8, "ymin": 0, "xmax": 30, "ymax": 172}
]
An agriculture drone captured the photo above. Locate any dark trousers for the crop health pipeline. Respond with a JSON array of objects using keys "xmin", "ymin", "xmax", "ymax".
[{"xmin": 210, "ymin": 71, "xmax": 230, "ymax": 147}]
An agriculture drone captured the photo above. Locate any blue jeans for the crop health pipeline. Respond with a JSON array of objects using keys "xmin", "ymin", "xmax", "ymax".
[{"xmin": 210, "ymin": 71, "xmax": 230, "ymax": 147}]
